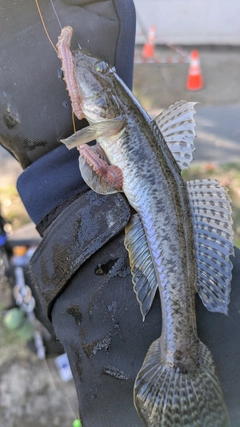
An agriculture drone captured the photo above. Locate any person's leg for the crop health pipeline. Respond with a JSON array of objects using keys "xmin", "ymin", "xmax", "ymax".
[
  {"xmin": 51, "ymin": 232, "xmax": 161, "ymax": 426},
  {"xmin": 52, "ymin": 233, "xmax": 240, "ymax": 427}
]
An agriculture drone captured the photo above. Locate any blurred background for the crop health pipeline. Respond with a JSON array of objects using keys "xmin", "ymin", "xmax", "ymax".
[{"xmin": 1, "ymin": 1, "xmax": 240, "ymax": 426}]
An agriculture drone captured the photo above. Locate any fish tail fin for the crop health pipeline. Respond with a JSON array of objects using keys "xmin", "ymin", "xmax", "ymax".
[{"xmin": 134, "ymin": 338, "xmax": 230, "ymax": 427}]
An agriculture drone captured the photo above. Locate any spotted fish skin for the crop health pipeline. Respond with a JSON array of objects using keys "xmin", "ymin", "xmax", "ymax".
[
  {"xmin": 114, "ymin": 116, "xmax": 198, "ymax": 358},
  {"xmin": 59, "ymin": 27, "xmax": 233, "ymax": 427}
]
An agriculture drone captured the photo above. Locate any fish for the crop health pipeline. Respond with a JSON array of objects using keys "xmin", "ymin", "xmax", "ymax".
[{"xmin": 57, "ymin": 26, "xmax": 234, "ymax": 426}]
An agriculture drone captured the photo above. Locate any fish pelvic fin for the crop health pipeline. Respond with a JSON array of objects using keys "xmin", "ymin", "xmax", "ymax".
[
  {"xmin": 79, "ymin": 143, "xmax": 123, "ymax": 194},
  {"xmin": 61, "ymin": 119, "xmax": 125, "ymax": 149},
  {"xmin": 134, "ymin": 338, "xmax": 230, "ymax": 427}
]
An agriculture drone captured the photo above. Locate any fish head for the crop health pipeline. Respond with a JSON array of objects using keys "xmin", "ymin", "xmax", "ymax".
[{"xmin": 73, "ymin": 49, "xmax": 122, "ymax": 123}]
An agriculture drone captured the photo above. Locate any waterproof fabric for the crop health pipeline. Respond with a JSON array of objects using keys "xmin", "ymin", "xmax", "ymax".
[
  {"xmin": 1, "ymin": 0, "xmax": 136, "ymax": 224},
  {"xmin": 0, "ymin": 0, "xmax": 136, "ymax": 167},
  {"xmin": 51, "ymin": 231, "xmax": 240, "ymax": 427},
  {"xmin": 17, "ymin": 144, "xmax": 88, "ymax": 225},
  {"xmin": 30, "ymin": 191, "xmax": 131, "ymax": 319},
  {"xmin": 30, "ymin": 190, "xmax": 240, "ymax": 426}
]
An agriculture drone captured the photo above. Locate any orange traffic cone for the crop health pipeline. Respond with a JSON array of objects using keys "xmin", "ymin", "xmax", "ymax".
[
  {"xmin": 142, "ymin": 25, "xmax": 156, "ymax": 62},
  {"xmin": 186, "ymin": 50, "xmax": 203, "ymax": 90}
]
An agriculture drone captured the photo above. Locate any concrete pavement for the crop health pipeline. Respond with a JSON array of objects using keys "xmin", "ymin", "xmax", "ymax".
[
  {"xmin": 133, "ymin": 46, "xmax": 240, "ymax": 108},
  {"xmin": 133, "ymin": 46, "xmax": 240, "ymax": 163}
]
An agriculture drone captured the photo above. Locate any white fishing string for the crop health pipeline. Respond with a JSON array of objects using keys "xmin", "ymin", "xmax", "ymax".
[
  {"xmin": 49, "ymin": 0, "xmax": 62, "ymax": 29},
  {"xmin": 49, "ymin": 0, "xmax": 82, "ymax": 49}
]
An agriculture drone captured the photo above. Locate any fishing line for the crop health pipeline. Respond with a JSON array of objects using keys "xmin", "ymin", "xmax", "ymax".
[
  {"xmin": 35, "ymin": 0, "xmax": 58, "ymax": 54},
  {"xmin": 49, "ymin": 0, "xmax": 63, "ymax": 30},
  {"xmin": 35, "ymin": 0, "xmax": 77, "ymax": 133}
]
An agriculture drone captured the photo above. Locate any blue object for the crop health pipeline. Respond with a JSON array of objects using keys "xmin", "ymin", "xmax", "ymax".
[
  {"xmin": 0, "ymin": 234, "xmax": 7, "ymax": 246},
  {"xmin": 17, "ymin": 145, "xmax": 88, "ymax": 225},
  {"xmin": 55, "ymin": 353, "xmax": 73, "ymax": 382}
]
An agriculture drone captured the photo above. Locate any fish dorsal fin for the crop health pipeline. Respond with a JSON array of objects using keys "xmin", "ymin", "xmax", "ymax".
[
  {"xmin": 79, "ymin": 144, "xmax": 120, "ymax": 195},
  {"xmin": 124, "ymin": 213, "xmax": 158, "ymax": 320},
  {"xmin": 154, "ymin": 100, "xmax": 197, "ymax": 170},
  {"xmin": 187, "ymin": 179, "xmax": 234, "ymax": 314}
]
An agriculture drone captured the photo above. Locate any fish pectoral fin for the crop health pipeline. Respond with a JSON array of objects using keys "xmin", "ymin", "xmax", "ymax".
[
  {"xmin": 134, "ymin": 339, "xmax": 230, "ymax": 427},
  {"xmin": 154, "ymin": 100, "xmax": 197, "ymax": 170},
  {"xmin": 61, "ymin": 119, "xmax": 125, "ymax": 149},
  {"xmin": 79, "ymin": 143, "xmax": 123, "ymax": 194},
  {"xmin": 124, "ymin": 213, "xmax": 158, "ymax": 320},
  {"xmin": 187, "ymin": 179, "xmax": 234, "ymax": 314}
]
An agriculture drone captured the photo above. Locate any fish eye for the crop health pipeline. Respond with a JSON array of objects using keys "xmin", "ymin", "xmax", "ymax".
[{"xmin": 94, "ymin": 61, "xmax": 109, "ymax": 74}]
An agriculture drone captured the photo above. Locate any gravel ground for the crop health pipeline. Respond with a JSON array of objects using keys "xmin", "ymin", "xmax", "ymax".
[{"xmin": 0, "ymin": 266, "xmax": 78, "ymax": 427}]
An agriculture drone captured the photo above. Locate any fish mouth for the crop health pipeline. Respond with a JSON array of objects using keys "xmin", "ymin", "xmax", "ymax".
[{"xmin": 57, "ymin": 26, "xmax": 111, "ymax": 124}]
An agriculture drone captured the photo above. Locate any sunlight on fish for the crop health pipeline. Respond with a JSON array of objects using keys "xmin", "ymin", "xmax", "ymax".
[{"xmin": 58, "ymin": 26, "xmax": 234, "ymax": 427}]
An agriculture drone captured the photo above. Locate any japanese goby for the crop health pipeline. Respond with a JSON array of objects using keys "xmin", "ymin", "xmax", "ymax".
[{"xmin": 58, "ymin": 26, "xmax": 234, "ymax": 427}]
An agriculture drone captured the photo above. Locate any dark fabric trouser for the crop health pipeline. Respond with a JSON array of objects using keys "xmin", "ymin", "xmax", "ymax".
[{"xmin": 30, "ymin": 192, "xmax": 240, "ymax": 427}]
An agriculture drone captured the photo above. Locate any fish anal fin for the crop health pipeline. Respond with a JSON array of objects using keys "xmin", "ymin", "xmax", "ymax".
[
  {"xmin": 78, "ymin": 144, "xmax": 122, "ymax": 195},
  {"xmin": 134, "ymin": 339, "xmax": 230, "ymax": 427},
  {"xmin": 124, "ymin": 214, "xmax": 158, "ymax": 320},
  {"xmin": 187, "ymin": 179, "xmax": 234, "ymax": 313},
  {"xmin": 154, "ymin": 100, "xmax": 197, "ymax": 170}
]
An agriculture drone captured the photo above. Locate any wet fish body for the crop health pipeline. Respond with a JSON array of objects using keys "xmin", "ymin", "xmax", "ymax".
[{"xmin": 58, "ymin": 27, "xmax": 234, "ymax": 427}]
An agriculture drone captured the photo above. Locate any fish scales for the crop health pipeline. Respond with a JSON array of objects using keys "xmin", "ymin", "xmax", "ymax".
[
  {"xmin": 97, "ymin": 92, "xmax": 198, "ymax": 360},
  {"xmin": 58, "ymin": 26, "xmax": 233, "ymax": 427}
]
